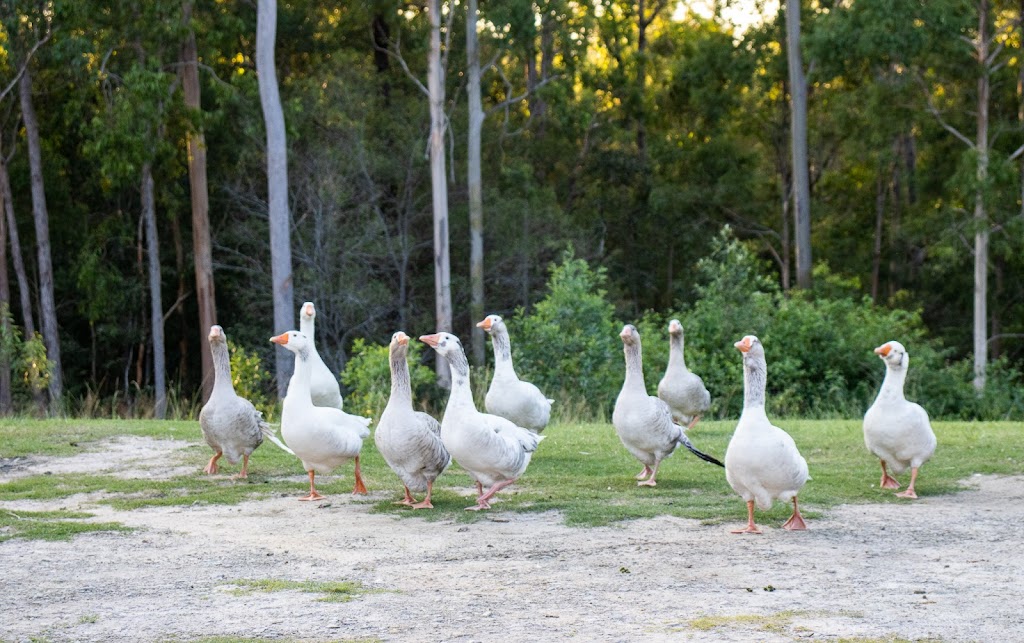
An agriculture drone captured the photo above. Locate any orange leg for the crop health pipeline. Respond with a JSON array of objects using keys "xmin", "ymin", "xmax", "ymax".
[
  {"xmin": 395, "ymin": 485, "xmax": 416, "ymax": 506},
  {"xmin": 731, "ymin": 500, "xmax": 762, "ymax": 534},
  {"xmin": 895, "ymin": 467, "xmax": 921, "ymax": 499},
  {"xmin": 352, "ymin": 456, "xmax": 368, "ymax": 495},
  {"xmin": 781, "ymin": 497, "xmax": 807, "ymax": 530},
  {"xmin": 232, "ymin": 454, "xmax": 251, "ymax": 480},
  {"xmin": 411, "ymin": 481, "xmax": 435, "ymax": 510},
  {"xmin": 635, "ymin": 465, "xmax": 653, "ymax": 481},
  {"xmin": 466, "ymin": 479, "xmax": 515, "ymax": 511},
  {"xmin": 879, "ymin": 460, "xmax": 901, "ymax": 490},
  {"xmin": 204, "ymin": 452, "xmax": 222, "ymax": 475},
  {"xmin": 298, "ymin": 470, "xmax": 325, "ymax": 501},
  {"xmin": 686, "ymin": 415, "xmax": 701, "ymax": 431},
  {"xmin": 638, "ymin": 461, "xmax": 661, "ymax": 487}
]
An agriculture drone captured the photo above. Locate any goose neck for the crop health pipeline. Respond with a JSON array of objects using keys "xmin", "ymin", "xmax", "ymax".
[
  {"xmin": 668, "ymin": 334, "xmax": 687, "ymax": 371},
  {"xmin": 211, "ymin": 341, "xmax": 235, "ymax": 394},
  {"xmin": 285, "ymin": 346, "xmax": 314, "ymax": 406},
  {"xmin": 387, "ymin": 350, "xmax": 414, "ymax": 410},
  {"xmin": 490, "ymin": 328, "xmax": 517, "ymax": 378},
  {"xmin": 742, "ymin": 354, "xmax": 767, "ymax": 410},
  {"xmin": 444, "ymin": 348, "xmax": 476, "ymax": 408},
  {"xmin": 623, "ymin": 343, "xmax": 647, "ymax": 393},
  {"xmin": 877, "ymin": 364, "xmax": 908, "ymax": 402}
]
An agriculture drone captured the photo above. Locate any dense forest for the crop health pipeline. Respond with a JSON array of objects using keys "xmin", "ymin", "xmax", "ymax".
[{"xmin": 1, "ymin": 0, "xmax": 1023, "ymax": 419}]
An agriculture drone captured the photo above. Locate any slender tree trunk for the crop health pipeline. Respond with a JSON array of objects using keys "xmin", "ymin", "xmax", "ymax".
[
  {"xmin": 141, "ymin": 163, "xmax": 167, "ymax": 419},
  {"xmin": 466, "ymin": 0, "xmax": 485, "ymax": 367},
  {"xmin": 871, "ymin": 171, "xmax": 885, "ymax": 303},
  {"xmin": 973, "ymin": 0, "xmax": 991, "ymax": 392},
  {"xmin": 0, "ymin": 153, "xmax": 12, "ymax": 415},
  {"xmin": 19, "ymin": 68, "xmax": 62, "ymax": 413},
  {"xmin": 428, "ymin": 0, "xmax": 452, "ymax": 388},
  {"xmin": 181, "ymin": 1, "xmax": 217, "ymax": 402},
  {"xmin": 1020, "ymin": 0, "xmax": 1024, "ymax": 218},
  {"xmin": 256, "ymin": 0, "xmax": 295, "ymax": 396},
  {"xmin": 785, "ymin": 0, "xmax": 812, "ymax": 289}
]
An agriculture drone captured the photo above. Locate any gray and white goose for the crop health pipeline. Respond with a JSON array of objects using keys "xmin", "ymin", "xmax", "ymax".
[
  {"xmin": 477, "ymin": 314, "xmax": 552, "ymax": 433},
  {"xmin": 376, "ymin": 331, "xmax": 451, "ymax": 509},
  {"xmin": 199, "ymin": 325, "xmax": 292, "ymax": 478},
  {"xmin": 420, "ymin": 332, "xmax": 543, "ymax": 510},
  {"xmin": 863, "ymin": 341, "xmax": 936, "ymax": 499},
  {"xmin": 657, "ymin": 319, "xmax": 711, "ymax": 429},
  {"xmin": 294, "ymin": 301, "xmax": 346, "ymax": 410},
  {"xmin": 612, "ymin": 324, "xmax": 723, "ymax": 487}
]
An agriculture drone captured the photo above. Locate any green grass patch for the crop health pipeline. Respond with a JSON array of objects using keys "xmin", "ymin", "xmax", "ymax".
[
  {"xmin": 0, "ymin": 508, "xmax": 131, "ymax": 542},
  {"xmin": 1, "ymin": 418, "xmax": 1021, "ymax": 528},
  {"xmin": 227, "ymin": 578, "xmax": 367, "ymax": 603},
  {"xmin": 689, "ymin": 610, "xmax": 800, "ymax": 633}
]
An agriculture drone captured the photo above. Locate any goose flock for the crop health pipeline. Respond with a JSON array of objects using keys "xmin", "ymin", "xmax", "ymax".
[{"xmin": 198, "ymin": 302, "xmax": 937, "ymax": 532}]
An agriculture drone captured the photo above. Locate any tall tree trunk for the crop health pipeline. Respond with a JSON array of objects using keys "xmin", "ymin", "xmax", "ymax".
[
  {"xmin": 19, "ymin": 67, "xmax": 62, "ymax": 413},
  {"xmin": 0, "ymin": 153, "xmax": 12, "ymax": 415},
  {"xmin": 871, "ymin": 171, "xmax": 885, "ymax": 303},
  {"xmin": 1019, "ymin": 0, "xmax": 1024, "ymax": 218},
  {"xmin": 141, "ymin": 163, "xmax": 167, "ymax": 419},
  {"xmin": 466, "ymin": 0, "xmax": 485, "ymax": 367},
  {"xmin": 256, "ymin": 0, "xmax": 295, "ymax": 396},
  {"xmin": 181, "ymin": 1, "xmax": 217, "ymax": 402},
  {"xmin": 785, "ymin": 0, "xmax": 812, "ymax": 289},
  {"xmin": 428, "ymin": 0, "xmax": 452, "ymax": 388},
  {"xmin": 973, "ymin": 0, "xmax": 991, "ymax": 392}
]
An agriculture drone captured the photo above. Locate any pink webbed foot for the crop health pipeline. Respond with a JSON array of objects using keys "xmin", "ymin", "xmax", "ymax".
[
  {"xmin": 465, "ymin": 500, "xmax": 491, "ymax": 511},
  {"xmin": 395, "ymin": 486, "xmax": 416, "ymax": 506},
  {"xmin": 637, "ymin": 478, "xmax": 657, "ymax": 487},
  {"xmin": 298, "ymin": 491, "xmax": 326, "ymax": 501},
  {"xmin": 880, "ymin": 474, "xmax": 901, "ymax": 490},
  {"xmin": 635, "ymin": 465, "xmax": 653, "ymax": 481},
  {"xmin": 730, "ymin": 525, "xmax": 763, "ymax": 535},
  {"xmin": 203, "ymin": 453, "xmax": 221, "ymax": 475},
  {"xmin": 411, "ymin": 499, "xmax": 434, "ymax": 509},
  {"xmin": 895, "ymin": 489, "xmax": 918, "ymax": 499},
  {"xmin": 782, "ymin": 499, "xmax": 807, "ymax": 530}
]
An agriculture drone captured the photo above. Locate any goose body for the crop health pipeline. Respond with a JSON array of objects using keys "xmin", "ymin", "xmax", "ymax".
[
  {"xmin": 272, "ymin": 330, "xmax": 370, "ymax": 499},
  {"xmin": 376, "ymin": 331, "xmax": 451, "ymax": 508},
  {"xmin": 477, "ymin": 314, "xmax": 552, "ymax": 433},
  {"xmin": 420, "ymin": 332, "xmax": 543, "ymax": 510},
  {"xmin": 293, "ymin": 301, "xmax": 344, "ymax": 410},
  {"xmin": 612, "ymin": 324, "xmax": 723, "ymax": 487},
  {"xmin": 863, "ymin": 341, "xmax": 936, "ymax": 499},
  {"xmin": 199, "ymin": 325, "xmax": 289, "ymax": 477},
  {"xmin": 724, "ymin": 335, "xmax": 809, "ymax": 533},
  {"xmin": 657, "ymin": 319, "xmax": 711, "ymax": 429}
]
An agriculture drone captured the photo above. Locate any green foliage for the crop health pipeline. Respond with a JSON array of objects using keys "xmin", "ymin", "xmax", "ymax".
[
  {"xmin": 509, "ymin": 249, "xmax": 621, "ymax": 418},
  {"xmin": 340, "ymin": 338, "xmax": 437, "ymax": 419},
  {"xmin": 228, "ymin": 578, "xmax": 367, "ymax": 603},
  {"xmin": 18, "ymin": 332, "xmax": 53, "ymax": 398},
  {"xmin": 228, "ymin": 340, "xmax": 272, "ymax": 417},
  {"xmin": 0, "ymin": 509, "xmax": 131, "ymax": 542}
]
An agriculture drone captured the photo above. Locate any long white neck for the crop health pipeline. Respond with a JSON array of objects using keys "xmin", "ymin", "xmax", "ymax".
[
  {"xmin": 742, "ymin": 352, "xmax": 767, "ymax": 411},
  {"xmin": 876, "ymin": 362, "xmax": 908, "ymax": 404},
  {"xmin": 622, "ymin": 342, "xmax": 647, "ymax": 395},
  {"xmin": 300, "ymin": 315, "xmax": 315, "ymax": 340},
  {"xmin": 284, "ymin": 346, "xmax": 314, "ymax": 409},
  {"xmin": 211, "ymin": 341, "xmax": 235, "ymax": 396},
  {"xmin": 444, "ymin": 347, "xmax": 476, "ymax": 409},
  {"xmin": 386, "ymin": 347, "xmax": 413, "ymax": 411},
  {"xmin": 490, "ymin": 325, "xmax": 518, "ymax": 379},
  {"xmin": 667, "ymin": 333, "xmax": 687, "ymax": 372}
]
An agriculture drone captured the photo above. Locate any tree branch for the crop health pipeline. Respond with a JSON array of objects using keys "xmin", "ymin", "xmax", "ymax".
[
  {"xmin": 370, "ymin": 27, "xmax": 429, "ymax": 97},
  {"xmin": 0, "ymin": 24, "xmax": 53, "ymax": 103}
]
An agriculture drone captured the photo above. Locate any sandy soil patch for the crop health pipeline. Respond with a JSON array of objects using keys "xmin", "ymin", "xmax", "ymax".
[{"xmin": 1, "ymin": 440, "xmax": 1021, "ymax": 642}]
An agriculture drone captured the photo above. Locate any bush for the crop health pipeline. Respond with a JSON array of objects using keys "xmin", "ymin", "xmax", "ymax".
[
  {"xmin": 229, "ymin": 340, "xmax": 274, "ymax": 419},
  {"xmin": 341, "ymin": 338, "xmax": 437, "ymax": 419}
]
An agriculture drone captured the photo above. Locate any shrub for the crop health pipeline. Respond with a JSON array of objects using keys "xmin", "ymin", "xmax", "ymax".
[
  {"xmin": 229, "ymin": 340, "xmax": 274, "ymax": 418},
  {"xmin": 341, "ymin": 338, "xmax": 437, "ymax": 419}
]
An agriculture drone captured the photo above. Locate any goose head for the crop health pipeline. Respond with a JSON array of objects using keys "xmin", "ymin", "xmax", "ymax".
[
  {"xmin": 619, "ymin": 324, "xmax": 640, "ymax": 347},
  {"xmin": 668, "ymin": 319, "xmax": 683, "ymax": 336},
  {"xmin": 300, "ymin": 301, "xmax": 316, "ymax": 323},
  {"xmin": 734, "ymin": 335, "xmax": 765, "ymax": 365},
  {"xmin": 475, "ymin": 314, "xmax": 504, "ymax": 334},
  {"xmin": 269, "ymin": 330, "xmax": 311, "ymax": 359},
  {"xmin": 208, "ymin": 325, "xmax": 226, "ymax": 345},
  {"xmin": 419, "ymin": 332, "xmax": 462, "ymax": 356},
  {"xmin": 874, "ymin": 340, "xmax": 908, "ymax": 370},
  {"xmin": 390, "ymin": 331, "xmax": 410, "ymax": 357}
]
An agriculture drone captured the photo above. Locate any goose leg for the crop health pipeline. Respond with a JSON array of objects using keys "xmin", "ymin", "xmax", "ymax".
[
  {"xmin": 466, "ymin": 479, "xmax": 516, "ymax": 511},
  {"xmin": 686, "ymin": 415, "xmax": 701, "ymax": 431},
  {"xmin": 411, "ymin": 481, "xmax": 435, "ymax": 510},
  {"xmin": 635, "ymin": 465, "xmax": 653, "ymax": 481},
  {"xmin": 203, "ymin": 452, "xmax": 222, "ymax": 475},
  {"xmin": 638, "ymin": 461, "xmax": 661, "ymax": 487},
  {"xmin": 298, "ymin": 470, "xmax": 325, "ymax": 501},
  {"xmin": 879, "ymin": 460, "xmax": 901, "ymax": 489},
  {"xmin": 895, "ymin": 467, "xmax": 920, "ymax": 499},
  {"xmin": 395, "ymin": 486, "xmax": 416, "ymax": 506},
  {"xmin": 730, "ymin": 500, "xmax": 762, "ymax": 534},
  {"xmin": 475, "ymin": 481, "xmax": 484, "ymax": 496},
  {"xmin": 232, "ymin": 454, "xmax": 250, "ymax": 480},
  {"xmin": 781, "ymin": 497, "xmax": 807, "ymax": 530},
  {"xmin": 352, "ymin": 456, "xmax": 368, "ymax": 495}
]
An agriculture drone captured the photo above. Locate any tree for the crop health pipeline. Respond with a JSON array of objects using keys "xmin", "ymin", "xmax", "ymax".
[
  {"xmin": 141, "ymin": 161, "xmax": 167, "ymax": 418},
  {"xmin": 785, "ymin": 0, "xmax": 812, "ymax": 289},
  {"xmin": 466, "ymin": 0, "xmax": 485, "ymax": 366},
  {"xmin": 256, "ymin": 0, "xmax": 294, "ymax": 396}
]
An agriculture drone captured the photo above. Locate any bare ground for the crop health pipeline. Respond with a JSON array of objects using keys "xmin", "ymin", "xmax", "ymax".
[{"xmin": 1, "ymin": 437, "xmax": 1021, "ymax": 642}]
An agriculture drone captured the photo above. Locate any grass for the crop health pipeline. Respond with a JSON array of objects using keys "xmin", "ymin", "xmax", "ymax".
[
  {"xmin": 685, "ymin": 610, "xmax": 939, "ymax": 642},
  {"xmin": 227, "ymin": 578, "xmax": 368, "ymax": 602},
  {"xmin": 0, "ymin": 418, "xmax": 1022, "ymax": 531},
  {"xmin": 0, "ymin": 508, "xmax": 131, "ymax": 542}
]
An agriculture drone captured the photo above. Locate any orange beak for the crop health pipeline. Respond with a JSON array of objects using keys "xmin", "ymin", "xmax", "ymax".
[
  {"xmin": 270, "ymin": 332, "xmax": 289, "ymax": 345},
  {"xmin": 208, "ymin": 326, "xmax": 223, "ymax": 341},
  {"xmin": 419, "ymin": 333, "xmax": 441, "ymax": 348},
  {"xmin": 734, "ymin": 337, "xmax": 752, "ymax": 353},
  {"xmin": 619, "ymin": 327, "xmax": 632, "ymax": 340},
  {"xmin": 874, "ymin": 343, "xmax": 892, "ymax": 356},
  {"xmin": 476, "ymin": 317, "xmax": 492, "ymax": 330},
  {"xmin": 303, "ymin": 303, "xmax": 314, "ymax": 316},
  {"xmin": 395, "ymin": 332, "xmax": 409, "ymax": 346}
]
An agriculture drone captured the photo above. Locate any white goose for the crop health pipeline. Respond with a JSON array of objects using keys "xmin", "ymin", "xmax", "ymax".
[
  {"xmin": 199, "ymin": 325, "xmax": 292, "ymax": 478},
  {"xmin": 294, "ymin": 301, "xmax": 345, "ymax": 410},
  {"xmin": 420, "ymin": 332, "xmax": 543, "ymax": 510},
  {"xmin": 612, "ymin": 324, "xmax": 723, "ymax": 487},
  {"xmin": 376, "ymin": 331, "xmax": 451, "ymax": 509},
  {"xmin": 271, "ymin": 330, "xmax": 370, "ymax": 500},
  {"xmin": 863, "ymin": 341, "xmax": 936, "ymax": 499},
  {"xmin": 477, "ymin": 314, "xmax": 552, "ymax": 433},
  {"xmin": 657, "ymin": 319, "xmax": 711, "ymax": 429},
  {"xmin": 725, "ymin": 335, "xmax": 809, "ymax": 534}
]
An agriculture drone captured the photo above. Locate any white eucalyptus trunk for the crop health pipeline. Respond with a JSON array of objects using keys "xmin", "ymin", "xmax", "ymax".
[
  {"xmin": 142, "ymin": 163, "xmax": 167, "ymax": 418},
  {"xmin": 785, "ymin": 0, "xmax": 812, "ymax": 290},
  {"xmin": 466, "ymin": 0, "xmax": 485, "ymax": 367},
  {"xmin": 428, "ymin": 0, "xmax": 452, "ymax": 388},
  {"xmin": 973, "ymin": 0, "xmax": 990, "ymax": 392}
]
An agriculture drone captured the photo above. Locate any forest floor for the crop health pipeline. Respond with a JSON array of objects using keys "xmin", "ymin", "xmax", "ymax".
[{"xmin": 0, "ymin": 436, "xmax": 1021, "ymax": 643}]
